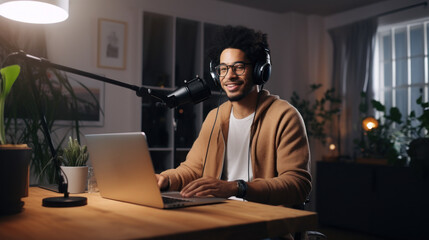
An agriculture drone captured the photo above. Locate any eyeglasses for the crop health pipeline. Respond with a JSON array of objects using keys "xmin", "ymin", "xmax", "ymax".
[{"xmin": 215, "ymin": 62, "xmax": 252, "ymax": 77}]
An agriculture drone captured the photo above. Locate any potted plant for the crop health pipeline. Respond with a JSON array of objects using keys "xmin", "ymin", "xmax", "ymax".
[
  {"xmin": 405, "ymin": 92, "xmax": 429, "ymax": 178},
  {"xmin": 3, "ymin": 59, "xmax": 101, "ymax": 185},
  {"xmin": 357, "ymin": 90, "xmax": 429, "ymax": 167},
  {"xmin": 290, "ymin": 84, "xmax": 342, "ymax": 161},
  {"xmin": 58, "ymin": 136, "xmax": 89, "ymax": 193},
  {"xmin": 290, "ymin": 84, "xmax": 342, "ymax": 144},
  {"xmin": 355, "ymin": 92, "xmax": 402, "ymax": 165},
  {"xmin": 0, "ymin": 64, "xmax": 32, "ymax": 215}
]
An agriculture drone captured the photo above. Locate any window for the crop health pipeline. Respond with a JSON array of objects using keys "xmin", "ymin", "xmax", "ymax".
[{"xmin": 375, "ymin": 18, "xmax": 429, "ymax": 121}]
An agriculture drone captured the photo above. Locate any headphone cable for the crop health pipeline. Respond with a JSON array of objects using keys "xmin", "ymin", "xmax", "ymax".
[
  {"xmin": 201, "ymin": 90, "xmax": 223, "ymax": 177},
  {"xmin": 247, "ymin": 85, "xmax": 264, "ymax": 182}
]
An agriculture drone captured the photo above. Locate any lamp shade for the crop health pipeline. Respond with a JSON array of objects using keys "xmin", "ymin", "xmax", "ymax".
[
  {"xmin": 362, "ymin": 117, "xmax": 379, "ymax": 131},
  {"xmin": 0, "ymin": 0, "xmax": 69, "ymax": 24}
]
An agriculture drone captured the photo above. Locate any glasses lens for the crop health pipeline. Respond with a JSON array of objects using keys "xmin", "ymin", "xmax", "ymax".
[
  {"xmin": 216, "ymin": 63, "xmax": 248, "ymax": 77},
  {"xmin": 216, "ymin": 64, "xmax": 228, "ymax": 77},
  {"xmin": 233, "ymin": 63, "xmax": 246, "ymax": 75}
]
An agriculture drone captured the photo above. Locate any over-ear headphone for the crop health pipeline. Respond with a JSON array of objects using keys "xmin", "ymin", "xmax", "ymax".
[
  {"xmin": 254, "ymin": 48, "xmax": 272, "ymax": 85},
  {"xmin": 210, "ymin": 48, "xmax": 271, "ymax": 87}
]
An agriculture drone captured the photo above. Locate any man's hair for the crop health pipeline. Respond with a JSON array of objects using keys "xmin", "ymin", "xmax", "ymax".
[{"xmin": 208, "ymin": 25, "xmax": 269, "ymax": 65}]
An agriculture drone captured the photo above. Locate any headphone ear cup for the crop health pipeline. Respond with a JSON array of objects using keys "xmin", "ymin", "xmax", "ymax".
[
  {"xmin": 253, "ymin": 50, "xmax": 271, "ymax": 85},
  {"xmin": 209, "ymin": 60, "xmax": 220, "ymax": 87},
  {"xmin": 259, "ymin": 62, "xmax": 271, "ymax": 85}
]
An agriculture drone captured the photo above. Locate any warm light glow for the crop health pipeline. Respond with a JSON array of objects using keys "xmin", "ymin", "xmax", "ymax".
[
  {"xmin": 362, "ymin": 117, "xmax": 379, "ymax": 131},
  {"xmin": 367, "ymin": 122, "xmax": 376, "ymax": 129},
  {"xmin": 329, "ymin": 143, "xmax": 336, "ymax": 151},
  {"xmin": 0, "ymin": 0, "xmax": 69, "ymax": 24}
]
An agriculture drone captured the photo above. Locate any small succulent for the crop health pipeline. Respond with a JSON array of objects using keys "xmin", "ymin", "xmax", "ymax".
[{"xmin": 60, "ymin": 137, "xmax": 89, "ymax": 166}]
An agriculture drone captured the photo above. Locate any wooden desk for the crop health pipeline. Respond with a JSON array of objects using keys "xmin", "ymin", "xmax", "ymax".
[{"xmin": 0, "ymin": 187, "xmax": 317, "ymax": 240}]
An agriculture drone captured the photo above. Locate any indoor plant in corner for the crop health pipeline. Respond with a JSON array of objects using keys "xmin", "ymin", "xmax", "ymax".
[
  {"xmin": 0, "ymin": 65, "xmax": 32, "ymax": 215},
  {"xmin": 59, "ymin": 136, "xmax": 89, "ymax": 194}
]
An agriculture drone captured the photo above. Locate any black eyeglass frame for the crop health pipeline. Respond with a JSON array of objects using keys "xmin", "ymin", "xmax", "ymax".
[{"xmin": 215, "ymin": 61, "xmax": 252, "ymax": 77}]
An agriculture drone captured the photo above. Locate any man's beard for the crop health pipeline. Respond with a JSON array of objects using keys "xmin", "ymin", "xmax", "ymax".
[
  {"xmin": 226, "ymin": 84, "xmax": 254, "ymax": 102},
  {"xmin": 228, "ymin": 93, "xmax": 247, "ymax": 102}
]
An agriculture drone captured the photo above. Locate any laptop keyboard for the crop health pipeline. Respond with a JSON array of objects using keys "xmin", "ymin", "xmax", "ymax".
[{"xmin": 162, "ymin": 196, "xmax": 192, "ymax": 204}]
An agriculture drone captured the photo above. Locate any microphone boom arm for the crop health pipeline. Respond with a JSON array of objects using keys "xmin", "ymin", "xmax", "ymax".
[
  {"xmin": 8, "ymin": 51, "xmax": 168, "ymax": 102},
  {"xmin": 7, "ymin": 51, "xmax": 211, "ymax": 108}
]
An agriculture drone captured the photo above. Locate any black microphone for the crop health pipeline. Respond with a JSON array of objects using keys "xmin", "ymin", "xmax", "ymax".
[{"xmin": 165, "ymin": 76, "xmax": 211, "ymax": 108}]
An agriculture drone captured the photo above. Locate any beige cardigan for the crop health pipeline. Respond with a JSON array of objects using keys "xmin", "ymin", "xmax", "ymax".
[{"xmin": 161, "ymin": 90, "xmax": 312, "ymax": 207}]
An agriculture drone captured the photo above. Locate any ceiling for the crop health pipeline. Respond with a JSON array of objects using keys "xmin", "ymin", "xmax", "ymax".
[{"xmin": 216, "ymin": 0, "xmax": 389, "ymax": 16}]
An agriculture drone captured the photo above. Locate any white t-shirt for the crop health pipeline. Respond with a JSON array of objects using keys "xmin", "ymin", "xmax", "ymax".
[{"xmin": 222, "ymin": 109, "xmax": 254, "ymax": 182}]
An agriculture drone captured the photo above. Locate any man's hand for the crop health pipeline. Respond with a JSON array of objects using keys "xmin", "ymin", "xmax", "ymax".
[
  {"xmin": 180, "ymin": 177, "xmax": 237, "ymax": 198},
  {"xmin": 155, "ymin": 174, "xmax": 169, "ymax": 190}
]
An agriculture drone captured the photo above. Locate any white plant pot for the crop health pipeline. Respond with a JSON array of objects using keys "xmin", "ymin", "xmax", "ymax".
[{"xmin": 60, "ymin": 166, "xmax": 88, "ymax": 194}]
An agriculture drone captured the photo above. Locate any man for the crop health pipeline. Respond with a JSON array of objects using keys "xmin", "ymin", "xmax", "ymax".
[{"xmin": 156, "ymin": 25, "xmax": 311, "ymax": 207}]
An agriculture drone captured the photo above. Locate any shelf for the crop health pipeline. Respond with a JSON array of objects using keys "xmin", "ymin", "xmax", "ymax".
[{"xmin": 142, "ymin": 11, "xmax": 224, "ymax": 172}]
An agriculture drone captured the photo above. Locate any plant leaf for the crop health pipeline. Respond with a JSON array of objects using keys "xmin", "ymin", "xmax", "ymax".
[
  {"xmin": 389, "ymin": 107, "xmax": 402, "ymax": 123},
  {"xmin": 1, "ymin": 65, "xmax": 21, "ymax": 96},
  {"xmin": 371, "ymin": 99, "xmax": 385, "ymax": 112}
]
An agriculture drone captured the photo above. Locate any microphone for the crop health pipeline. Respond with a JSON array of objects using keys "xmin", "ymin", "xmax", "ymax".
[{"xmin": 165, "ymin": 76, "xmax": 211, "ymax": 108}]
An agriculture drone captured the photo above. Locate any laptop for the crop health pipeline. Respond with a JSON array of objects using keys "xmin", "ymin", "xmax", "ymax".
[{"xmin": 85, "ymin": 132, "xmax": 225, "ymax": 209}]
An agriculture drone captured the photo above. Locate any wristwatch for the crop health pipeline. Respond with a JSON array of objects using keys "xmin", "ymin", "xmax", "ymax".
[{"xmin": 236, "ymin": 179, "xmax": 248, "ymax": 198}]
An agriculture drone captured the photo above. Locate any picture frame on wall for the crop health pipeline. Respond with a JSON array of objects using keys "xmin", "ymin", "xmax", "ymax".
[
  {"xmin": 97, "ymin": 18, "xmax": 127, "ymax": 70},
  {"xmin": 52, "ymin": 72, "xmax": 105, "ymax": 127}
]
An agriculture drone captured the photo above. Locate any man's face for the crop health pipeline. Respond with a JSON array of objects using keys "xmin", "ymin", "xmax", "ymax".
[{"xmin": 219, "ymin": 48, "xmax": 256, "ymax": 102}]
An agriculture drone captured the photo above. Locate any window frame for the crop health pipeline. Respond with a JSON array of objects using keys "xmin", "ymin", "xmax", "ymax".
[{"xmin": 374, "ymin": 17, "xmax": 429, "ymax": 120}]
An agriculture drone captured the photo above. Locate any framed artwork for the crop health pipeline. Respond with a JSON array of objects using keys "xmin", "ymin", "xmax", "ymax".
[
  {"xmin": 97, "ymin": 18, "xmax": 127, "ymax": 70},
  {"xmin": 52, "ymin": 72, "xmax": 105, "ymax": 127}
]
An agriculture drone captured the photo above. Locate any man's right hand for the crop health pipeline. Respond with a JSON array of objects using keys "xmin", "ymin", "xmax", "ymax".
[{"xmin": 155, "ymin": 174, "xmax": 169, "ymax": 190}]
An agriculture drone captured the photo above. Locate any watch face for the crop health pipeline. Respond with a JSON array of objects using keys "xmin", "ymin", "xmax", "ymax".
[{"xmin": 236, "ymin": 180, "xmax": 247, "ymax": 198}]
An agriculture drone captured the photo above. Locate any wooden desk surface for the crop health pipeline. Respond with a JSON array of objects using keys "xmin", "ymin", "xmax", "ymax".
[{"xmin": 0, "ymin": 187, "xmax": 317, "ymax": 240}]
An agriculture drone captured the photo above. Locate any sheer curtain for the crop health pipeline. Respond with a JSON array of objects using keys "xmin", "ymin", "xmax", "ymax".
[{"xmin": 329, "ymin": 18, "xmax": 378, "ymax": 159}]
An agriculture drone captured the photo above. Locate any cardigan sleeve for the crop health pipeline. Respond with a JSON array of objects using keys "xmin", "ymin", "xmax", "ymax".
[
  {"xmin": 160, "ymin": 108, "xmax": 220, "ymax": 191},
  {"xmin": 246, "ymin": 103, "xmax": 312, "ymax": 207}
]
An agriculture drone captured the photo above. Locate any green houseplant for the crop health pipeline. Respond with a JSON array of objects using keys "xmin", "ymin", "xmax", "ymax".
[
  {"xmin": 58, "ymin": 137, "xmax": 89, "ymax": 193},
  {"xmin": 290, "ymin": 84, "xmax": 342, "ymax": 145},
  {"xmin": 60, "ymin": 136, "xmax": 89, "ymax": 167},
  {"xmin": 0, "ymin": 65, "xmax": 20, "ymax": 144},
  {"xmin": 4, "ymin": 61, "xmax": 100, "ymax": 184},
  {"xmin": 0, "ymin": 64, "xmax": 32, "ymax": 214},
  {"xmin": 290, "ymin": 84, "xmax": 342, "ymax": 162},
  {"xmin": 356, "ymin": 90, "xmax": 429, "ymax": 167}
]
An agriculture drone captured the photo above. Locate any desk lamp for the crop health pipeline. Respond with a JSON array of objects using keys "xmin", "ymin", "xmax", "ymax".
[{"xmin": 0, "ymin": 0, "xmax": 69, "ymax": 24}]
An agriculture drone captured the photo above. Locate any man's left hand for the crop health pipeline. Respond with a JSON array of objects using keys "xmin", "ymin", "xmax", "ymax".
[{"xmin": 180, "ymin": 177, "xmax": 237, "ymax": 198}]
